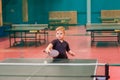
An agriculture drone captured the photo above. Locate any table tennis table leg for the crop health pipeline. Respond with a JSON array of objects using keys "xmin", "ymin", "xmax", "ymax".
[
  {"xmin": 24, "ymin": 32, "xmax": 27, "ymax": 46},
  {"xmin": 39, "ymin": 29, "xmax": 48, "ymax": 44},
  {"xmin": 91, "ymin": 31, "xmax": 94, "ymax": 46},
  {"xmin": 117, "ymin": 33, "xmax": 120, "ymax": 43},
  {"xmin": 8, "ymin": 32, "xmax": 12, "ymax": 47},
  {"xmin": 8, "ymin": 32, "xmax": 20, "ymax": 47},
  {"xmin": 13, "ymin": 32, "xmax": 18, "ymax": 46},
  {"xmin": 105, "ymin": 64, "xmax": 110, "ymax": 80},
  {"xmin": 42, "ymin": 29, "xmax": 47, "ymax": 44},
  {"xmin": 35, "ymin": 32, "xmax": 37, "ymax": 46},
  {"xmin": 44, "ymin": 29, "xmax": 49, "ymax": 43},
  {"xmin": 46, "ymin": 31, "xmax": 48, "ymax": 43}
]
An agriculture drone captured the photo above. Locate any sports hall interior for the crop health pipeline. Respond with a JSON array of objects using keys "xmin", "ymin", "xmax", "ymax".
[{"xmin": 0, "ymin": 0, "xmax": 120, "ymax": 80}]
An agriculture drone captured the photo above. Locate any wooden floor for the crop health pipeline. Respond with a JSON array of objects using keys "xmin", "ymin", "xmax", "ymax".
[{"xmin": 0, "ymin": 26, "xmax": 120, "ymax": 80}]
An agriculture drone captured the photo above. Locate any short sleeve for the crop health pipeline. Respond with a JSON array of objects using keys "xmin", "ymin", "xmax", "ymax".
[
  {"xmin": 66, "ymin": 42, "xmax": 70, "ymax": 52},
  {"xmin": 51, "ymin": 39, "xmax": 57, "ymax": 48}
]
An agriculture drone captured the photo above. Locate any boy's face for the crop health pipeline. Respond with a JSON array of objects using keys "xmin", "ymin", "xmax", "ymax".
[{"xmin": 56, "ymin": 30, "xmax": 65, "ymax": 40}]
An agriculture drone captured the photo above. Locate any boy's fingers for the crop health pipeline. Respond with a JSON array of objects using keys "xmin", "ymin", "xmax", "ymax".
[
  {"xmin": 71, "ymin": 54, "xmax": 75, "ymax": 56},
  {"xmin": 43, "ymin": 50, "xmax": 46, "ymax": 53},
  {"xmin": 43, "ymin": 50, "xmax": 50, "ymax": 54},
  {"xmin": 43, "ymin": 50, "xmax": 48, "ymax": 54},
  {"xmin": 71, "ymin": 53, "xmax": 75, "ymax": 56}
]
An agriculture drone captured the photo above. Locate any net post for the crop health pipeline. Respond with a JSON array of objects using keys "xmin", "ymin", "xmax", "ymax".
[{"xmin": 105, "ymin": 64, "xmax": 110, "ymax": 80}]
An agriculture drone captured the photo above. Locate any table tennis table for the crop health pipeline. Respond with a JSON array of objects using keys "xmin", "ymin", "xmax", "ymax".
[
  {"xmin": 0, "ymin": 58, "xmax": 98, "ymax": 80},
  {"xmin": 100, "ymin": 17, "xmax": 120, "ymax": 23},
  {"xmin": 49, "ymin": 18, "xmax": 71, "ymax": 30},
  {"xmin": 5, "ymin": 24, "xmax": 48, "ymax": 47},
  {"xmin": 49, "ymin": 18, "xmax": 71, "ymax": 24},
  {"xmin": 86, "ymin": 23, "xmax": 120, "ymax": 45}
]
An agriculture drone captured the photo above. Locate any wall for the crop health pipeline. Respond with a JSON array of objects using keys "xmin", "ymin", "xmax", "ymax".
[
  {"xmin": 91, "ymin": 0, "xmax": 120, "ymax": 23},
  {"xmin": 2, "ymin": 0, "xmax": 22, "ymax": 24},
  {"xmin": 2, "ymin": 0, "xmax": 120, "ymax": 25}
]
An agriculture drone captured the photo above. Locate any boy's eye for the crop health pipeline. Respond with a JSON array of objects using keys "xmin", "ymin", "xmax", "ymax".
[
  {"xmin": 56, "ymin": 33, "xmax": 63, "ymax": 35},
  {"xmin": 56, "ymin": 33, "xmax": 59, "ymax": 35}
]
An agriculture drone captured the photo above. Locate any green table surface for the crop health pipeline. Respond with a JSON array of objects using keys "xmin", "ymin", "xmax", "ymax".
[{"xmin": 0, "ymin": 58, "xmax": 97, "ymax": 80}]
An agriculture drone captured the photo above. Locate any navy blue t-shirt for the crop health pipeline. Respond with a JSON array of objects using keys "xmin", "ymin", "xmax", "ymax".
[{"xmin": 51, "ymin": 39, "xmax": 70, "ymax": 59}]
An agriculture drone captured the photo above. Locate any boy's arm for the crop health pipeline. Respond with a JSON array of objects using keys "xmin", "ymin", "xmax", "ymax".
[
  {"xmin": 45, "ymin": 43, "xmax": 53, "ymax": 53},
  {"xmin": 68, "ymin": 50, "xmax": 75, "ymax": 56}
]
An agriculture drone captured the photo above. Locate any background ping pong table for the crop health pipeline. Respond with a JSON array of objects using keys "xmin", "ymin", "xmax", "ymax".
[
  {"xmin": 0, "ymin": 58, "xmax": 97, "ymax": 80},
  {"xmin": 86, "ymin": 23, "xmax": 120, "ymax": 46},
  {"xmin": 5, "ymin": 24, "xmax": 48, "ymax": 47}
]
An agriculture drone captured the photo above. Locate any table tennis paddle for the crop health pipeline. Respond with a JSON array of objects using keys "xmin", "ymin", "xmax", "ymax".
[
  {"xmin": 43, "ymin": 49, "xmax": 59, "ymax": 57},
  {"xmin": 49, "ymin": 49, "xmax": 59, "ymax": 57},
  {"xmin": 43, "ymin": 49, "xmax": 59, "ymax": 64}
]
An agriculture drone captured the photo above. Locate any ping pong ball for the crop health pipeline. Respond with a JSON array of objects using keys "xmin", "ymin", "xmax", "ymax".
[{"xmin": 44, "ymin": 61, "xmax": 47, "ymax": 64}]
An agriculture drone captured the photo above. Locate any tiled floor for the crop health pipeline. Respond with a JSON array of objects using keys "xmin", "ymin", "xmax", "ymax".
[
  {"xmin": 1, "ymin": 26, "xmax": 120, "ymax": 62},
  {"xmin": 0, "ymin": 26, "xmax": 120, "ymax": 80}
]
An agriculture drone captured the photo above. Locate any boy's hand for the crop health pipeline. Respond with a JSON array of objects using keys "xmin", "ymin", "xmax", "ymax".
[
  {"xmin": 68, "ymin": 51, "xmax": 75, "ymax": 56},
  {"xmin": 44, "ymin": 49, "xmax": 51, "ymax": 54},
  {"xmin": 70, "ymin": 52, "xmax": 75, "ymax": 56}
]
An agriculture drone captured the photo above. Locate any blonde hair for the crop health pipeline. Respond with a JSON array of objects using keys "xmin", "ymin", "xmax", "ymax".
[{"xmin": 56, "ymin": 26, "xmax": 65, "ymax": 34}]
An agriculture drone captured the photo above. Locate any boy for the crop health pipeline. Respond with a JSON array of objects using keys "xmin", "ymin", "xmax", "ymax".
[{"xmin": 45, "ymin": 26, "xmax": 75, "ymax": 59}]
